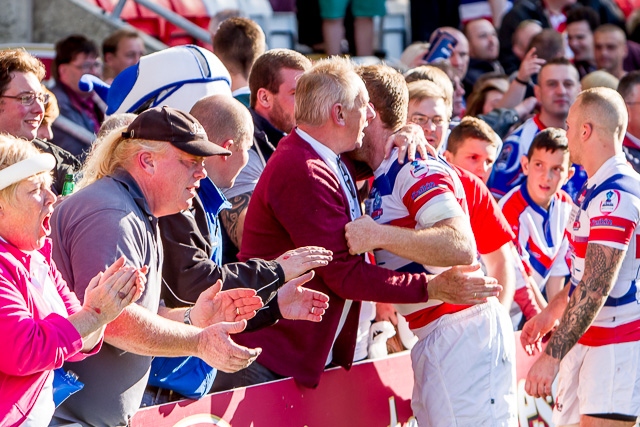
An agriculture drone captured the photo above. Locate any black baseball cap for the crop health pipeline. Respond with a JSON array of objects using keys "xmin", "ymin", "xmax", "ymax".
[{"xmin": 121, "ymin": 106, "xmax": 231, "ymax": 157}]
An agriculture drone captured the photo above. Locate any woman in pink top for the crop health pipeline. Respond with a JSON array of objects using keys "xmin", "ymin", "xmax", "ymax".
[{"xmin": 0, "ymin": 134, "xmax": 146, "ymax": 427}]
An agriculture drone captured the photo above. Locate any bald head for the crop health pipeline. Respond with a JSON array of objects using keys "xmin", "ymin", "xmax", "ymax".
[
  {"xmin": 190, "ymin": 94, "xmax": 254, "ymax": 149},
  {"xmin": 574, "ymin": 87, "xmax": 628, "ymax": 144}
]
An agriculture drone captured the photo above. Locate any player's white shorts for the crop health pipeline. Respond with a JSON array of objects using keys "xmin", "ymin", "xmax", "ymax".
[
  {"xmin": 410, "ymin": 298, "xmax": 517, "ymax": 427},
  {"xmin": 553, "ymin": 340, "xmax": 640, "ymax": 426}
]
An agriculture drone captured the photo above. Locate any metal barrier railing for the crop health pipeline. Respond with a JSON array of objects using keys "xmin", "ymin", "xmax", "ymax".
[{"xmin": 110, "ymin": 0, "xmax": 211, "ymax": 44}]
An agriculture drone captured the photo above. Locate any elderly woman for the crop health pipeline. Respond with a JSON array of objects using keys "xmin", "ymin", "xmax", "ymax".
[{"xmin": 0, "ymin": 134, "xmax": 146, "ymax": 427}]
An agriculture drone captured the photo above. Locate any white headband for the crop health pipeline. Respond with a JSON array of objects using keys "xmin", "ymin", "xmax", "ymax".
[{"xmin": 0, "ymin": 153, "xmax": 56, "ymax": 191}]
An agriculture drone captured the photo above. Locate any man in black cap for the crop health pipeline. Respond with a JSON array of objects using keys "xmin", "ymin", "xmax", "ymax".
[{"xmin": 50, "ymin": 106, "xmax": 329, "ymax": 426}]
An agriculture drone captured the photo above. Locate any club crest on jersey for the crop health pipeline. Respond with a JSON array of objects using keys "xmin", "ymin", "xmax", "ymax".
[
  {"xmin": 494, "ymin": 144, "xmax": 512, "ymax": 171},
  {"xmin": 599, "ymin": 190, "xmax": 620, "ymax": 215},
  {"xmin": 365, "ymin": 190, "xmax": 383, "ymax": 220},
  {"xmin": 409, "ymin": 161, "xmax": 429, "ymax": 179}
]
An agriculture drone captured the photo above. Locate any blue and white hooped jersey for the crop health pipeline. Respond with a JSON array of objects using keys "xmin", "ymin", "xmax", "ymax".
[
  {"xmin": 365, "ymin": 150, "xmax": 468, "ymax": 315},
  {"xmin": 499, "ymin": 183, "xmax": 572, "ymax": 291},
  {"xmin": 487, "ymin": 116, "xmax": 588, "ymax": 201},
  {"xmin": 568, "ymin": 155, "xmax": 640, "ymax": 338}
]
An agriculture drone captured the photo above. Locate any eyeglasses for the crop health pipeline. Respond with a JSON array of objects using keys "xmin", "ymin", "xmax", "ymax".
[
  {"xmin": 1, "ymin": 92, "xmax": 50, "ymax": 106},
  {"xmin": 71, "ymin": 61, "xmax": 103, "ymax": 72},
  {"xmin": 410, "ymin": 114, "xmax": 447, "ymax": 127}
]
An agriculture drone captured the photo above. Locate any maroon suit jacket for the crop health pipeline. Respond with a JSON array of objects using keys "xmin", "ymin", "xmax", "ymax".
[{"xmin": 237, "ymin": 129, "xmax": 432, "ymax": 388}]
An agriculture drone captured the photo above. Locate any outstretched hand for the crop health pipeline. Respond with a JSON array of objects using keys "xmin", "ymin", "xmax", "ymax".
[
  {"xmin": 276, "ymin": 246, "xmax": 333, "ymax": 281},
  {"xmin": 190, "ymin": 280, "xmax": 264, "ymax": 327},
  {"xmin": 278, "ymin": 271, "xmax": 330, "ymax": 322}
]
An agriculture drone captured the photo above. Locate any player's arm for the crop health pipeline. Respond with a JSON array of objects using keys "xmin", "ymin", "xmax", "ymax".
[
  {"xmin": 480, "ymin": 243, "xmax": 516, "ymax": 308},
  {"xmin": 345, "ymin": 214, "xmax": 476, "ymax": 267},
  {"xmin": 545, "ymin": 242, "xmax": 625, "ymax": 359}
]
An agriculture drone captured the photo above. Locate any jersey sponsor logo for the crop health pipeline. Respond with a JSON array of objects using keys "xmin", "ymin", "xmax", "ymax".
[
  {"xmin": 600, "ymin": 190, "xmax": 620, "ymax": 215},
  {"xmin": 409, "ymin": 161, "xmax": 429, "ymax": 179},
  {"xmin": 366, "ymin": 190, "xmax": 384, "ymax": 220},
  {"xmin": 494, "ymin": 144, "xmax": 513, "ymax": 171},
  {"xmin": 410, "ymin": 182, "xmax": 436, "ymax": 202}
]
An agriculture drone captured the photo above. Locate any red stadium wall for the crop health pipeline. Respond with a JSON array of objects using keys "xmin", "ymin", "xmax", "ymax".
[{"xmin": 131, "ymin": 332, "xmax": 555, "ymax": 426}]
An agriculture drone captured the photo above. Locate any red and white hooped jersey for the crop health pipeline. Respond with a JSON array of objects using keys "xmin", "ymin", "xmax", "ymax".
[
  {"xmin": 568, "ymin": 155, "xmax": 640, "ymax": 346},
  {"xmin": 365, "ymin": 150, "xmax": 475, "ymax": 330}
]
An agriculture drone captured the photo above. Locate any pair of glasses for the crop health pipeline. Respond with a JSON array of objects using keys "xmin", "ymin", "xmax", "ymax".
[
  {"xmin": 410, "ymin": 115, "xmax": 446, "ymax": 127},
  {"xmin": 1, "ymin": 92, "xmax": 50, "ymax": 106},
  {"xmin": 72, "ymin": 61, "xmax": 103, "ymax": 72}
]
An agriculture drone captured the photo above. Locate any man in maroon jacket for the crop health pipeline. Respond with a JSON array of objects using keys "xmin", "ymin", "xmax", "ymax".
[{"xmin": 212, "ymin": 56, "xmax": 503, "ymax": 390}]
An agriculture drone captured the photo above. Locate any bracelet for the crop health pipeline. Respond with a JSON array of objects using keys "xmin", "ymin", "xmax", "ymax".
[
  {"xmin": 183, "ymin": 307, "xmax": 193, "ymax": 325},
  {"xmin": 515, "ymin": 76, "xmax": 529, "ymax": 85}
]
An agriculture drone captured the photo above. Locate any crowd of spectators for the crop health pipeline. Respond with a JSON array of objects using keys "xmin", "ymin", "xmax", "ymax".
[{"xmin": 1, "ymin": 1, "xmax": 640, "ymax": 425}]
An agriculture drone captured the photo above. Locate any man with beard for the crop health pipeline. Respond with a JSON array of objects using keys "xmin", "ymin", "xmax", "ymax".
[
  {"xmin": 488, "ymin": 58, "xmax": 587, "ymax": 201},
  {"xmin": 220, "ymin": 49, "xmax": 311, "ymax": 262}
]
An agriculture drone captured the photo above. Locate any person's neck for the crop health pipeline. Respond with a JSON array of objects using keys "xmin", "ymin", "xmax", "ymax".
[
  {"xmin": 230, "ymin": 73, "xmax": 248, "ymax": 92},
  {"xmin": 538, "ymin": 110, "xmax": 567, "ymax": 129},
  {"xmin": 609, "ymin": 66, "xmax": 626, "ymax": 80},
  {"xmin": 545, "ymin": 0, "xmax": 566, "ymax": 14},
  {"xmin": 298, "ymin": 124, "xmax": 345, "ymax": 155},
  {"xmin": 584, "ymin": 146, "xmax": 619, "ymax": 178}
]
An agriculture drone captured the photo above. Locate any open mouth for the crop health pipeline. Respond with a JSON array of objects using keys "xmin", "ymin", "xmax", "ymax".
[{"xmin": 41, "ymin": 213, "xmax": 52, "ymax": 236}]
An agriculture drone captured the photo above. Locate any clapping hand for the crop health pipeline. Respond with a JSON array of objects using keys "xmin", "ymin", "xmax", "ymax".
[
  {"xmin": 83, "ymin": 256, "xmax": 147, "ymax": 323},
  {"xmin": 190, "ymin": 280, "xmax": 264, "ymax": 327}
]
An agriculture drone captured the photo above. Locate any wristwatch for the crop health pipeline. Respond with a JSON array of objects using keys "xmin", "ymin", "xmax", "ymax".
[{"xmin": 184, "ymin": 307, "xmax": 193, "ymax": 325}]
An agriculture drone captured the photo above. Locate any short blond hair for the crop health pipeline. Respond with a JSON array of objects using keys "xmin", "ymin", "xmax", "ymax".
[
  {"xmin": 79, "ymin": 128, "xmax": 169, "ymax": 188},
  {"xmin": 575, "ymin": 87, "xmax": 628, "ymax": 144},
  {"xmin": 295, "ymin": 56, "xmax": 365, "ymax": 126},
  {"xmin": 0, "ymin": 134, "xmax": 51, "ymax": 206}
]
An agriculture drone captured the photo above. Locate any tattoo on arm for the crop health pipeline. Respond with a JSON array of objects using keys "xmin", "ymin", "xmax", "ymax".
[
  {"xmin": 220, "ymin": 192, "xmax": 253, "ymax": 249},
  {"xmin": 545, "ymin": 243, "xmax": 625, "ymax": 360}
]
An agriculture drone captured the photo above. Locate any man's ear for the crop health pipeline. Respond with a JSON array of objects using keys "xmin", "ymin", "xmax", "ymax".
[
  {"xmin": 220, "ymin": 139, "xmax": 234, "ymax": 161},
  {"xmin": 137, "ymin": 152, "xmax": 156, "ymax": 175},
  {"xmin": 256, "ymin": 88, "xmax": 271, "ymax": 109},
  {"xmin": 332, "ymin": 103, "xmax": 345, "ymax": 126},
  {"xmin": 565, "ymin": 165, "xmax": 575, "ymax": 184},
  {"xmin": 520, "ymin": 155, "xmax": 530, "ymax": 175},
  {"xmin": 582, "ymin": 122, "xmax": 593, "ymax": 141},
  {"xmin": 443, "ymin": 150, "xmax": 453, "ymax": 163}
]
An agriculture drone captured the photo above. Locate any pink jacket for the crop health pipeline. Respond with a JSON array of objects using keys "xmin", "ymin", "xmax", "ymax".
[{"xmin": 0, "ymin": 239, "xmax": 101, "ymax": 427}]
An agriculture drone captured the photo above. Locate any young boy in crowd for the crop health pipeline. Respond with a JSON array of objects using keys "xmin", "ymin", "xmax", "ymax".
[{"xmin": 499, "ymin": 128, "xmax": 574, "ymax": 308}]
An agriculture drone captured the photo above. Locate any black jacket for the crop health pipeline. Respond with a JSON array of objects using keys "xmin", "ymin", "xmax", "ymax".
[{"xmin": 159, "ymin": 194, "xmax": 286, "ymax": 330}]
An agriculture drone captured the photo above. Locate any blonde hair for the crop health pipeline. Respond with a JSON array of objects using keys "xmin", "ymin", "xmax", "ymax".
[
  {"xmin": 576, "ymin": 87, "xmax": 628, "ymax": 144},
  {"xmin": 0, "ymin": 134, "xmax": 51, "ymax": 206},
  {"xmin": 295, "ymin": 56, "xmax": 365, "ymax": 127},
  {"xmin": 78, "ymin": 127, "xmax": 169, "ymax": 188}
]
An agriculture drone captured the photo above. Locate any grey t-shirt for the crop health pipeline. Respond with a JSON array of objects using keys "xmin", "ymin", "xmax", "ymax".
[{"xmin": 50, "ymin": 169, "xmax": 162, "ymax": 427}]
